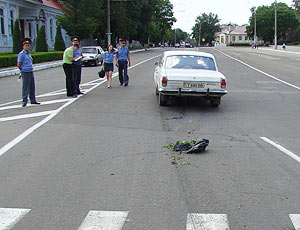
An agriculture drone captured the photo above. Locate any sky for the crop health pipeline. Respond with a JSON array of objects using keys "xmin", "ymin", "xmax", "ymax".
[{"xmin": 170, "ymin": 0, "xmax": 294, "ymax": 33}]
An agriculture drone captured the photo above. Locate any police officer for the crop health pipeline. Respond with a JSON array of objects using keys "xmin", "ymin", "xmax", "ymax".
[
  {"xmin": 71, "ymin": 35, "xmax": 83, "ymax": 94},
  {"xmin": 115, "ymin": 39, "xmax": 131, "ymax": 87},
  {"xmin": 17, "ymin": 38, "xmax": 40, "ymax": 107}
]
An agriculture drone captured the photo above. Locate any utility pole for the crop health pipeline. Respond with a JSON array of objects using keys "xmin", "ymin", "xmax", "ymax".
[
  {"xmin": 198, "ymin": 22, "xmax": 202, "ymax": 47},
  {"xmin": 107, "ymin": 0, "xmax": 111, "ymax": 45},
  {"xmin": 254, "ymin": 9, "xmax": 257, "ymax": 46},
  {"xmin": 274, "ymin": 0, "xmax": 278, "ymax": 49}
]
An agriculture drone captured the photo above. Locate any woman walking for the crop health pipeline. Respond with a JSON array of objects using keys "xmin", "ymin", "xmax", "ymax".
[{"xmin": 102, "ymin": 44, "xmax": 118, "ymax": 88}]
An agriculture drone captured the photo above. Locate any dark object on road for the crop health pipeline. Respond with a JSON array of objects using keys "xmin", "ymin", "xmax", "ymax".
[
  {"xmin": 98, "ymin": 69, "xmax": 105, "ymax": 78},
  {"xmin": 186, "ymin": 139, "xmax": 209, "ymax": 153},
  {"xmin": 168, "ymin": 116, "xmax": 184, "ymax": 120},
  {"xmin": 174, "ymin": 143, "xmax": 192, "ymax": 151}
]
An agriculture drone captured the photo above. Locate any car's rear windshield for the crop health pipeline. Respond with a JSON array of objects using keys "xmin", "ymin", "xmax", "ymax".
[
  {"xmin": 165, "ymin": 55, "xmax": 216, "ymax": 70},
  {"xmin": 81, "ymin": 48, "xmax": 97, "ymax": 53}
]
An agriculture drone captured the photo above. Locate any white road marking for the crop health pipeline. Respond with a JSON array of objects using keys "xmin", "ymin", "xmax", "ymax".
[
  {"xmin": 0, "ymin": 99, "xmax": 70, "ymax": 111},
  {"xmin": 186, "ymin": 213, "xmax": 230, "ymax": 230},
  {"xmin": 290, "ymin": 214, "xmax": 300, "ymax": 230},
  {"xmin": 78, "ymin": 211, "xmax": 128, "ymax": 230},
  {"xmin": 0, "ymin": 110, "xmax": 56, "ymax": 122},
  {"xmin": 260, "ymin": 137, "xmax": 300, "ymax": 164},
  {"xmin": 0, "ymin": 55, "xmax": 160, "ymax": 157},
  {"xmin": 215, "ymin": 49, "xmax": 300, "ymax": 90},
  {"xmin": 0, "ymin": 208, "xmax": 30, "ymax": 230}
]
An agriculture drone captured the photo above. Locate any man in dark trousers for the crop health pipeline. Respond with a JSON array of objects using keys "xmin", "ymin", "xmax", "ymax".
[
  {"xmin": 17, "ymin": 38, "xmax": 40, "ymax": 107},
  {"xmin": 71, "ymin": 35, "xmax": 83, "ymax": 94},
  {"xmin": 115, "ymin": 39, "xmax": 131, "ymax": 86},
  {"xmin": 63, "ymin": 43, "xmax": 80, "ymax": 98}
]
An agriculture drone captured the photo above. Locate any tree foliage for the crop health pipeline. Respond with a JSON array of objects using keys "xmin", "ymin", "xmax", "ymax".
[
  {"xmin": 36, "ymin": 25, "xmax": 48, "ymax": 52},
  {"xmin": 55, "ymin": 0, "xmax": 176, "ymax": 45},
  {"xmin": 13, "ymin": 19, "xmax": 22, "ymax": 54},
  {"xmin": 247, "ymin": 3, "xmax": 298, "ymax": 43},
  {"xmin": 54, "ymin": 26, "xmax": 66, "ymax": 51},
  {"xmin": 192, "ymin": 13, "xmax": 221, "ymax": 46}
]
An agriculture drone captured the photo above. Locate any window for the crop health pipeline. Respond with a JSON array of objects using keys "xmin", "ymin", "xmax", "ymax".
[
  {"xmin": 232, "ymin": 36, "xmax": 235, "ymax": 42},
  {"xmin": 28, "ymin": 22, "xmax": 32, "ymax": 37},
  {"xmin": 10, "ymin": 10, "xmax": 14, "ymax": 35},
  {"xmin": 36, "ymin": 23, "xmax": 39, "ymax": 36},
  {"xmin": 245, "ymin": 37, "xmax": 248, "ymax": 41},
  {"xmin": 0, "ymin": 8, "xmax": 5, "ymax": 35},
  {"xmin": 165, "ymin": 55, "xmax": 216, "ymax": 71},
  {"xmin": 50, "ymin": 19, "xmax": 53, "ymax": 40},
  {"xmin": 239, "ymin": 36, "xmax": 242, "ymax": 41}
]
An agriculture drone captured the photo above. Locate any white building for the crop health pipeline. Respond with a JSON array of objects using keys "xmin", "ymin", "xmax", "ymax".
[
  {"xmin": 216, "ymin": 25, "xmax": 252, "ymax": 46},
  {"xmin": 0, "ymin": 0, "xmax": 69, "ymax": 52}
]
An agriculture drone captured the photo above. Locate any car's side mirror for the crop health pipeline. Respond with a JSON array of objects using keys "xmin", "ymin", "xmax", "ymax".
[{"xmin": 154, "ymin": 62, "xmax": 158, "ymax": 66}]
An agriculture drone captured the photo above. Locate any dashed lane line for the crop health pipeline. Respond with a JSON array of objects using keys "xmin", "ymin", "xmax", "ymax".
[
  {"xmin": 0, "ymin": 208, "xmax": 31, "ymax": 230},
  {"xmin": 186, "ymin": 213, "xmax": 230, "ymax": 230},
  {"xmin": 290, "ymin": 214, "xmax": 300, "ymax": 230},
  {"xmin": 260, "ymin": 137, "xmax": 300, "ymax": 164}
]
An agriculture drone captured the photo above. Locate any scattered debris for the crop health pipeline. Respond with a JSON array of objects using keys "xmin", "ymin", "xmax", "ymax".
[
  {"xmin": 170, "ymin": 155, "xmax": 191, "ymax": 165},
  {"xmin": 164, "ymin": 139, "xmax": 209, "ymax": 154}
]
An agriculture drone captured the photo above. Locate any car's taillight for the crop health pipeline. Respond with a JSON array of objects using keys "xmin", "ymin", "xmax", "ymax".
[
  {"xmin": 221, "ymin": 79, "xmax": 226, "ymax": 88},
  {"xmin": 162, "ymin": 76, "xmax": 168, "ymax": 87}
]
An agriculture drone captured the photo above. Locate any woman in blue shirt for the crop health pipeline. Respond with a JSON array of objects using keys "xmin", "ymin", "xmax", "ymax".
[{"xmin": 102, "ymin": 44, "xmax": 118, "ymax": 88}]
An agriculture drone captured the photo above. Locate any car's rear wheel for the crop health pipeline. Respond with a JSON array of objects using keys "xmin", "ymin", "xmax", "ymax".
[
  {"xmin": 159, "ymin": 93, "xmax": 167, "ymax": 106},
  {"xmin": 210, "ymin": 97, "xmax": 221, "ymax": 107}
]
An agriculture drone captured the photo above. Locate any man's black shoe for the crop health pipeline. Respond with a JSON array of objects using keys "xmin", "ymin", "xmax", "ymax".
[
  {"xmin": 120, "ymin": 83, "xmax": 123, "ymax": 86},
  {"xmin": 31, "ymin": 102, "xmax": 41, "ymax": 105},
  {"xmin": 22, "ymin": 103, "xmax": 27, "ymax": 107},
  {"xmin": 78, "ymin": 92, "xmax": 84, "ymax": 94},
  {"xmin": 124, "ymin": 82, "xmax": 128, "ymax": 87}
]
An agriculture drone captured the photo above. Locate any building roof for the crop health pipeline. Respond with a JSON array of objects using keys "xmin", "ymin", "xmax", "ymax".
[
  {"xmin": 41, "ymin": 0, "xmax": 65, "ymax": 11},
  {"xmin": 230, "ymin": 26, "xmax": 247, "ymax": 35}
]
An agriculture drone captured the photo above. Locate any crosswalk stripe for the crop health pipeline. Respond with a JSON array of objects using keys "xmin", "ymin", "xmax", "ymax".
[
  {"xmin": 0, "ymin": 208, "xmax": 30, "ymax": 230},
  {"xmin": 186, "ymin": 213, "xmax": 230, "ymax": 230},
  {"xmin": 77, "ymin": 211, "xmax": 129, "ymax": 230},
  {"xmin": 0, "ymin": 110, "xmax": 56, "ymax": 122},
  {"xmin": 290, "ymin": 214, "xmax": 300, "ymax": 230}
]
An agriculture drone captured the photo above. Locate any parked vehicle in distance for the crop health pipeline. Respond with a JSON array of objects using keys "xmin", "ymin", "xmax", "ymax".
[
  {"xmin": 154, "ymin": 50, "xmax": 227, "ymax": 106},
  {"xmin": 175, "ymin": 43, "xmax": 180, "ymax": 48},
  {"xmin": 81, "ymin": 46, "xmax": 104, "ymax": 66}
]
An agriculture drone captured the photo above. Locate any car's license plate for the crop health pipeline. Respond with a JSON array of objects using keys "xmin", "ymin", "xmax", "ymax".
[{"xmin": 183, "ymin": 82, "xmax": 205, "ymax": 88}]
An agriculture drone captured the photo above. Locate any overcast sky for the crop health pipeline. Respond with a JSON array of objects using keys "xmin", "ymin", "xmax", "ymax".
[{"xmin": 170, "ymin": 0, "xmax": 294, "ymax": 33}]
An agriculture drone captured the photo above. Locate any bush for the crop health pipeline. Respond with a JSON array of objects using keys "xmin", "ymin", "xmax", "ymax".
[
  {"xmin": 229, "ymin": 42, "xmax": 251, "ymax": 46},
  {"xmin": 54, "ymin": 26, "xmax": 65, "ymax": 51},
  {"xmin": 0, "ymin": 52, "xmax": 63, "ymax": 68},
  {"xmin": 287, "ymin": 41, "xmax": 300, "ymax": 45},
  {"xmin": 36, "ymin": 25, "xmax": 48, "ymax": 52},
  {"xmin": 13, "ymin": 19, "xmax": 22, "ymax": 54}
]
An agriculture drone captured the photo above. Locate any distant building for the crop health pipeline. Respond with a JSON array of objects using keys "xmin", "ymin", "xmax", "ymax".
[
  {"xmin": 216, "ymin": 24, "xmax": 252, "ymax": 46},
  {"xmin": 0, "ymin": 0, "xmax": 69, "ymax": 52}
]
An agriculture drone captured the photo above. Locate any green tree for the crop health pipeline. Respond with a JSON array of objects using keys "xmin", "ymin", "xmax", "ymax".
[
  {"xmin": 54, "ymin": 26, "xmax": 66, "ymax": 51},
  {"xmin": 12, "ymin": 19, "xmax": 22, "ymax": 54},
  {"xmin": 56, "ymin": 0, "xmax": 101, "ymax": 40},
  {"xmin": 36, "ymin": 25, "xmax": 48, "ymax": 52},
  {"xmin": 192, "ymin": 13, "xmax": 221, "ymax": 46},
  {"xmin": 247, "ymin": 3, "xmax": 298, "ymax": 43}
]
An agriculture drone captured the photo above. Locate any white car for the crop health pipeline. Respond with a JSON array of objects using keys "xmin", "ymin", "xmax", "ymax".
[
  {"xmin": 154, "ymin": 50, "xmax": 227, "ymax": 106},
  {"xmin": 81, "ymin": 46, "xmax": 104, "ymax": 66}
]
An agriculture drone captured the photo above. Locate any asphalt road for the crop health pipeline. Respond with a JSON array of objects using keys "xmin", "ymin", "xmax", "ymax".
[{"xmin": 0, "ymin": 47, "xmax": 300, "ymax": 230}]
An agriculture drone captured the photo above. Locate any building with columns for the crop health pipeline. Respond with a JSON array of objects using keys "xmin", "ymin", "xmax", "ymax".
[{"xmin": 0, "ymin": 0, "xmax": 69, "ymax": 52}]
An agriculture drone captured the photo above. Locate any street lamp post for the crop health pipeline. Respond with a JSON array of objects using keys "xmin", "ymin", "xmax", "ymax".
[
  {"xmin": 274, "ymin": 0, "xmax": 278, "ymax": 49},
  {"xmin": 198, "ymin": 22, "xmax": 202, "ymax": 47},
  {"xmin": 254, "ymin": 10, "xmax": 257, "ymax": 47}
]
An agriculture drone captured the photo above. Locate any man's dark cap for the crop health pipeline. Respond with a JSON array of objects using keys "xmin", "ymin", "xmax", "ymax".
[
  {"xmin": 71, "ymin": 35, "xmax": 80, "ymax": 42},
  {"xmin": 120, "ymin": 39, "xmax": 126, "ymax": 43},
  {"xmin": 22, "ymin": 38, "xmax": 32, "ymax": 45}
]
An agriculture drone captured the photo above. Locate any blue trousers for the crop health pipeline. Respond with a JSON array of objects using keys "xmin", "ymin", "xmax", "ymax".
[
  {"xmin": 22, "ymin": 71, "xmax": 37, "ymax": 104},
  {"xmin": 72, "ymin": 64, "xmax": 82, "ymax": 94},
  {"xmin": 118, "ymin": 60, "xmax": 128, "ymax": 85}
]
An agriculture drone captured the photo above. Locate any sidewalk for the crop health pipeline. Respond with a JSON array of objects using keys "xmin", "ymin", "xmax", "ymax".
[
  {"xmin": 0, "ymin": 48, "xmax": 149, "ymax": 78},
  {"xmin": 259, "ymin": 45, "xmax": 300, "ymax": 55}
]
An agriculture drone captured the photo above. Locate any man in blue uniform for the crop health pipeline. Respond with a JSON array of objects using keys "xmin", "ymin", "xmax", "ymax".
[
  {"xmin": 71, "ymin": 35, "xmax": 83, "ymax": 94},
  {"xmin": 17, "ymin": 38, "xmax": 40, "ymax": 107},
  {"xmin": 115, "ymin": 39, "xmax": 131, "ymax": 87}
]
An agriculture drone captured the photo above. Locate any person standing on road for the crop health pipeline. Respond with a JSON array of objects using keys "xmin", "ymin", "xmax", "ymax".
[
  {"xmin": 63, "ymin": 43, "xmax": 80, "ymax": 98},
  {"xmin": 71, "ymin": 36, "xmax": 83, "ymax": 94},
  {"xmin": 102, "ymin": 44, "xmax": 118, "ymax": 88},
  {"xmin": 115, "ymin": 39, "xmax": 131, "ymax": 87},
  {"xmin": 17, "ymin": 38, "xmax": 40, "ymax": 107}
]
